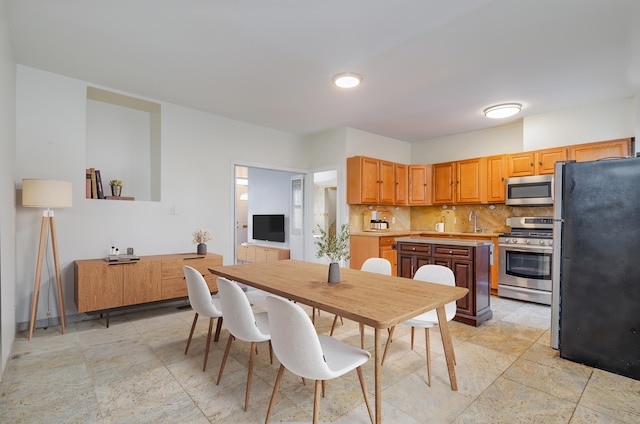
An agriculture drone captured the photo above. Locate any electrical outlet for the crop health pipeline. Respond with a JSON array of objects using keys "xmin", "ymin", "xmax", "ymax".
[{"xmin": 47, "ymin": 311, "xmax": 51, "ymax": 317}]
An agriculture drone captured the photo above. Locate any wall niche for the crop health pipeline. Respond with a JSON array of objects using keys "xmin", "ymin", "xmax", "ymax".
[{"xmin": 86, "ymin": 86, "xmax": 161, "ymax": 201}]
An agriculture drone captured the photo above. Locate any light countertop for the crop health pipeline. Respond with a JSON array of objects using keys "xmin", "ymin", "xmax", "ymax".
[
  {"xmin": 395, "ymin": 237, "xmax": 493, "ymax": 247},
  {"xmin": 351, "ymin": 230, "xmax": 501, "ymax": 238}
]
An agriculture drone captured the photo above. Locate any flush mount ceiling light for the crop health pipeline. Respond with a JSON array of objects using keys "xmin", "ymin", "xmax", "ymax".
[
  {"xmin": 484, "ymin": 103, "xmax": 522, "ymax": 119},
  {"xmin": 332, "ymin": 72, "xmax": 363, "ymax": 88}
]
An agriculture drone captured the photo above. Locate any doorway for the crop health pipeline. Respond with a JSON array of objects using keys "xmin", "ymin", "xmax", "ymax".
[{"xmin": 310, "ymin": 169, "xmax": 338, "ymax": 261}]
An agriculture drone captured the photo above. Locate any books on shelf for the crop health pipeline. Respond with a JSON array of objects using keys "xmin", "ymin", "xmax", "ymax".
[
  {"xmin": 86, "ymin": 168, "xmax": 118, "ymax": 200},
  {"xmin": 95, "ymin": 169, "xmax": 105, "ymax": 199},
  {"xmin": 85, "ymin": 168, "xmax": 91, "ymax": 198}
]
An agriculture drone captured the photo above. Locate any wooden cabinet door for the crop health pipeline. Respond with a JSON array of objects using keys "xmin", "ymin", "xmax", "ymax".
[
  {"xmin": 123, "ymin": 261, "xmax": 161, "ymax": 306},
  {"xmin": 569, "ymin": 138, "xmax": 632, "ymax": 162},
  {"xmin": 76, "ymin": 262, "xmax": 123, "ymax": 312},
  {"xmin": 536, "ymin": 147, "xmax": 567, "ymax": 174},
  {"xmin": 408, "ymin": 164, "xmax": 432, "ymax": 205},
  {"xmin": 451, "ymin": 260, "xmax": 473, "ymax": 316},
  {"xmin": 380, "ymin": 246, "xmax": 397, "ymax": 276},
  {"xmin": 394, "ymin": 163, "xmax": 408, "ymax": 205},
  {"xmin": 349, "ymin": 235, "xmax": 379, "ymax": 270},
  {"xmin": 397, "ymin": 254, "xmax": 414, "ymax": 278},
  {"xmin": 432, "ymin": 162, "xmax": 456, "ymax": 204},
  {"xmin": 508, "ymin": 152, "xmax": 535, "ymax": 177},
  {"xmin": 378, "ymin": 160, "xmax": 395, "ymax": 204},
  {"xmin": 456, "ymin": 157, "xmax": 486, "ymax": 204},
  {"xmin": 486, "ymin": 154, "xmax": 507, "ymax": 203}
]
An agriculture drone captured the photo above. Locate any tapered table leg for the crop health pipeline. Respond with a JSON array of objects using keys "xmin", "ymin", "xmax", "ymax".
[
  {"xmin": 374, "ymin": 328, "xmax": 381, "ymax": 424},
  {"xmin": 437, "ymin": 306, "xmax": 458, "ymax": 391}
]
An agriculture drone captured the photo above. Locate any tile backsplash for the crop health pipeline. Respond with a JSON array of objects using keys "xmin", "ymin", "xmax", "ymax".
[{"xmin": 349, "ymin": 203, "xmax": 553, "ymax": 233}]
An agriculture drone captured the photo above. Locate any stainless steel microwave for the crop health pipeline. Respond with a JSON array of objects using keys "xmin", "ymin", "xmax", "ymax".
[{"xmin": 505, "ymin": 175, "xmax": 554, "ymax": 206}]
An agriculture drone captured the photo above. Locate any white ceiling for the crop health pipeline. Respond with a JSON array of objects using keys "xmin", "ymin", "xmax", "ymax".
[{"xmin": 5, "ymin": 0, "xmax": 640, "ymax": 142}]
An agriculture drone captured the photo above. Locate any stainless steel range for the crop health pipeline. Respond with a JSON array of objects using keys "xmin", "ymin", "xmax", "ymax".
[{"xmin": 498, "ymin": 216, "xmax": 553, "ymax": 305}]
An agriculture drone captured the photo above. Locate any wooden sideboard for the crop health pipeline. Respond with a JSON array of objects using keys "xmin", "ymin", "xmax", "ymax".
[
  {"xmin": 74, "ymin": 253, "xmax": 222, "ymax": 314},
  {"xmin": 236, "ymin": 244, "xmax": 290, "ymax": 263}
]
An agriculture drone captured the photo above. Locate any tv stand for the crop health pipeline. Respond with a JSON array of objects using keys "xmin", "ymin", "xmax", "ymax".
[{"xmin": 237, "ymin": 244, "xmax": 290, "ymax": 263}]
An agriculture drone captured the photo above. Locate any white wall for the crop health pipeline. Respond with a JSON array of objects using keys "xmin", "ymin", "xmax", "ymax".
[
  {"xmin": 411, "ymin": 97, "xmax": 636, "ymax": 164},
  {"xmin": 412, "ymin": 122, "xmax": 524, "ymax": 164},
  {"xmin": 14, "ymin": 66, "xmax": 307, "ymax": 328},
  {"xmin": 523, "ymin": 97, "xmax": 636, "ymax": 150},
  {"xmin": 345, "ymin": 127, "xmax": 412, "ymax": 163},
  {"xmin": 0, "ymin": 0, "xmax": 17, "ymax": 378}
]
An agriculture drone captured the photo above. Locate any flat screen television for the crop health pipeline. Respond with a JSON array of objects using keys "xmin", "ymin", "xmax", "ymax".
[{"xmin": 252, "ymin": 214, "xmax": 285, "ymax": 242}]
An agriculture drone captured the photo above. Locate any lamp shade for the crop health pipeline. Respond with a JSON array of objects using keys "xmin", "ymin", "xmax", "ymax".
[{"xmin": 22, "ymin": 179, "xmax": 72, "ymax": 208}]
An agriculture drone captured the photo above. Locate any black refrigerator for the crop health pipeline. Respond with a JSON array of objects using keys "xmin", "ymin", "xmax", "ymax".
[{"xmin": 551, "ymin": 157, "xmax": 640, "ymax": 380}]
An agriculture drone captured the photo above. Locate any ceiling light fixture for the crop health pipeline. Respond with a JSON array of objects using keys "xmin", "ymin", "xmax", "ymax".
[
  {"xmin": 484, "ymin": 103, "xmax": 521, "ymax": 119},
  {"xmin": 332, "ymin": 72, "xmax": 363, "ymax": 88}
]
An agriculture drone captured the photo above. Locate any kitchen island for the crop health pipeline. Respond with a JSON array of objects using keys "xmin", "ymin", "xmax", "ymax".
[{"xmin": 396, "ymin": 237, "xmax": 493, "ymax": 326}]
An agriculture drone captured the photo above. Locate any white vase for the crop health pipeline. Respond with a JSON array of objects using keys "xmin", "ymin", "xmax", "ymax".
[{"xmin": 328, "ymin": 262, "xmax": 340, "ymax": 283}]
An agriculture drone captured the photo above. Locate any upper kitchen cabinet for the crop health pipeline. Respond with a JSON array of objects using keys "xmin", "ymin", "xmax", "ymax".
[
  {"xmin": 394, "ymin": 163, "xmax": 408, "ymax": 205},
  {"xmin": 508, "ymin": 147, "xmax": 567, "ymax": 177},
  {"xmin": 347, "ymin": 156, "xmax": 396, "ymax": 205},
  {"xmin": 568, "ymin": 138, "xmax": 633, "ymax": 162},
  {"xmin": 433, "ymin": 158, "xmax": 486, "ymax": 204},
  {"xmin": 408, "ymin": 164, "xmax": 432, "ymax": 205},
  {"xmin": 486, "ymin": 154, "xmax": 507, "ymax": 203},
  {"xmin": 456, "ymin": 157, "xmax": 486, "ymax": 204},
  {"xmin": 432, "ymin": 162, "xmax": 456, "ymax": 204}
]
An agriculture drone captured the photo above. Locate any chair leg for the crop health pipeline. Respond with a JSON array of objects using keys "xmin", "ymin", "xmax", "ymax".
[
  {"xmin": 411, "ymin": 326, "xmax": 415, "ymax": 350},
  {"xmin": 185, "ymin": 312, "xmax": 199, "ymax": 354},
  {"xmin": 203, "ymin": 317, "xmax": 214, "ymax": 372},
  {"xmin": 217, "ymin": 335, "xmax": 234, "ymax": 385},
  {"xmin": 382, "ymin": 325, "xmax": 395, "ymax": 365},
  {"xmin": 245, "ymin": 341, "xmax": 256, "ymax": 411},
  {"xmin": 330, "ymin": 315, "xmax": 339, "ymax": 336},
  {"xmin": 265, "ymin": 364, "xmax": 285, "ymax": 424},
  {"xmin": 313, "ymin": 380, "xmax": 322, "ymax": 424},
  {"xmin": 214, "ymin": 316, "xmax": 223, "ymax": 342},
  {"xmin": 425, "ymin": 328, "xmax": 431, "ymax": 387},
  {"xmin": 268, "ymin": 340, "xmax": 273, "ymax": 364},
  {"xmin": 356, "ymin": 366, "xmax": 375, "ymax": 424}
]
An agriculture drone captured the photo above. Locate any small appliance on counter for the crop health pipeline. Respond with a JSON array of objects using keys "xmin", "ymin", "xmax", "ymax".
[{"xmin": 362, "ymin": 209, "xmax": 390, "ymax": 232}]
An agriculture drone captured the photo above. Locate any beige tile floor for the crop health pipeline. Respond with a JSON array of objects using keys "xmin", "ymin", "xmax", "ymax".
[{"xmin": 1, "ymin": 295, "xmax": 639, "ymax": 423}]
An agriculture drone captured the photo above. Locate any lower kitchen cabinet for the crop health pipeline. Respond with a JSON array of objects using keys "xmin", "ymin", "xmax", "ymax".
[
  {"xmin": 397, "ymin": 239, "xmax": 492, "ymax": 326},
  {"xmin": 350, "ymin": 234, "xmax": 410, "ymax": 276}
]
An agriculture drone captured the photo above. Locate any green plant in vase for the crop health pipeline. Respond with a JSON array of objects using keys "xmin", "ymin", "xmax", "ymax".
[{"xmin": 315, "ymin": 223, "xmax": 350, "ymax": 283}]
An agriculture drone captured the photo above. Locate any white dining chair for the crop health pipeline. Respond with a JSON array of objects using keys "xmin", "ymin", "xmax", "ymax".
[
  {"xmin": 216, "ymin": 277, "xmax": 272, "ymax": 412},
  {"xmin": 382, "ymin": 264, "xmax": 457, "ymax": 386},
  {"xmin": 183, "ymin": 265, "xmax": 223, "ymax": 372},
  {"xmin": 330, "ymin": 258, "xmax": 392, "ymax": 349},
  {"xmin": 264, "ymin": 295, "xmax": 374, "ymax": 424}
]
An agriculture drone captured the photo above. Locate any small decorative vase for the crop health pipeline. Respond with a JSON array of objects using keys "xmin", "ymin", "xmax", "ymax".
[
  {"xmin": 111, "ymin": 185, "xmax": 122, "ymax": 197},
  {"xmin": 197, "ymin": 243, "xmax": 207, "ymax": 255},
  {"xmin": 328, "ymin": 262, "xmax": 340, "ymax": 283}
]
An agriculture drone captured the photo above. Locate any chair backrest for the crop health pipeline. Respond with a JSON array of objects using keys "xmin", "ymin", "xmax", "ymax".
[
  {"xmin": 184, "ymin": 266, "xmax": 221, "ymax": 316},
  {"xmin": 361, "ymin": 257, "xmax": 392, "ymax": 275},
  {"xmin": 266, "ymin": 295, "xmax": 332, "ymax": 380},
  {"xmin": 413, "ymin": 264, "xmax": 457, "ymax": 320},
  {"xmin": 216, "ymin": 277, "xmax": 269, "ymax": 342}
]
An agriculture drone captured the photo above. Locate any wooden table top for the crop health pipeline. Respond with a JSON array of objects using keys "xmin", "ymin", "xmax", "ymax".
[{"xmin": 209, "ymin": 259, "xmax": 468, "ymax": 329}]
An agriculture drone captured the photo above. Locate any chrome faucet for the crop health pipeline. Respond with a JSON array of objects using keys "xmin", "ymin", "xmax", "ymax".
[{"xmin": 469, "ymin": 210, "xmax": 478, "ymax": 233}]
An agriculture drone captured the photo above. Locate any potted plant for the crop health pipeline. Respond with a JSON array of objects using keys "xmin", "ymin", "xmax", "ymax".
[
  {"xmin": 315, "ymin": 223, "xmax": 350, "ymax": 283},
  {"xmin": 192, "ymin": 229, "xmax": 212, "ymax": 255},
  {"xmin": 109, "ymin": 179, "xmax": 123, "ymax": 197}
]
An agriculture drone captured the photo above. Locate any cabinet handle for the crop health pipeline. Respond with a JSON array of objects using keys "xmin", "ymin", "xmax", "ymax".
[{"xmin": 184, "ymin": 257, "xmax": 205, "ymax": 261}]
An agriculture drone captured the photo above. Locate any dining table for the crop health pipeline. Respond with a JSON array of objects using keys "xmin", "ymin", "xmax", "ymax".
[{"xmin": 209, "ymin": 259, "xmax": 468, "ymax": 424}]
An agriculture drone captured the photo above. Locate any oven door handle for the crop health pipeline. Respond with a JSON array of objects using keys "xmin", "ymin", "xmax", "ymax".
[{"xmin": 498, "ymin": 245, "xmax": 552, "ymax": 253}]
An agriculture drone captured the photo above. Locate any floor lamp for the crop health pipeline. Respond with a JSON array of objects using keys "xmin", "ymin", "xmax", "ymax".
[{"xmin": 22, "ymin": 179, "xmax": 72, "ymax": 340}]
